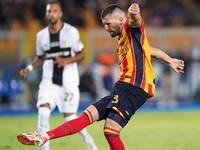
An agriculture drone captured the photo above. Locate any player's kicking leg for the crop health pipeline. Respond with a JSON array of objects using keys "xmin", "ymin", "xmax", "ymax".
[{"xmin": 17, "ymin": 105, "xmax": 99, "ymax": 148}]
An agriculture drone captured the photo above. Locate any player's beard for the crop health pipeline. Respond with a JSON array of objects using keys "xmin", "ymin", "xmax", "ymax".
[
  {"xmin": 109, "ymin": 25, "xmax": 121, "ymax": 38},
  {"xmin": 48, "ymin": 19, "xmax": 58, "ymax": 25}
]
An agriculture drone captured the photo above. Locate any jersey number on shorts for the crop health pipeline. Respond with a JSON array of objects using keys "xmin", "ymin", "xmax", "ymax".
[
  {"xmin": 112, "ymin": 95, "xmax": 119, "ymax": 103},
  {"xmin": 64, "ymin": 93, "xmax": 74, "ymax": 102}
]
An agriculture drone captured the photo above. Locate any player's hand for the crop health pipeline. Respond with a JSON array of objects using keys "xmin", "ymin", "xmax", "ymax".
[
  {"xmin": 169, "ymin": 59, "xmax": 184, "ymax": 75},
  {"xmin": 54, "ymin": 57, "xmax": 71, "ymax": 68},
  {"xmin": 20, "ymin": 68, "xmax": 29, "ymax": 78},
  {"xmin": 128, "ymin": 3, "xmax": 141, "ymax": 26},
  {"xmin": 128, "ymin": 3, "xmax": 140, "ymax": 15}
]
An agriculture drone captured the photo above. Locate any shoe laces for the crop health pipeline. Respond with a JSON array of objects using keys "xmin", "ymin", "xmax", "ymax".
[{"xmin": 31, "ymin": 131, "xmax": 38, "ymax": 135}]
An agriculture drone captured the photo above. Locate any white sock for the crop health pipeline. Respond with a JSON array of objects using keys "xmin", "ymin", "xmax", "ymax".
[
  {"xmin": 40, "ymin": 132, "xmax": 50, "ymax": 140},
  {"xmin": 38, "ymin": 107, "xmax": 51, "ymax": 150},
  {"xmin": 64, "ymin": 114, "xmax": 91, "ymax": 139}
]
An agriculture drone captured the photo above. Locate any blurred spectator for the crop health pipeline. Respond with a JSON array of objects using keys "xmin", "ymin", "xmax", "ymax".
[
  {"xmin": 102, "ymin": 65, "xmax": 114, "ymax": 92},
  {"xmin": 1, "ymin": 0, "xmax": 200, "ymax": 30},
  {"xmin": 189, "ymin": 44, "xmax": 200, "ymax": 101},
  {"xmin": 97, "ymin": 53, "xmax": 117, "ymax": 92},
  {"xmin": 0, "ymin": 2, "xmax": 5, "ymax": 29},
  {"xmin": 176, "ymin": 44, "xmax": 192, "ymax": 101},
  {"xmin": 62, "ymin": 1, "xmax": 85, "ymax": 28},
  {"xmin": 79, "ymin": 64, "xmax": 97, "ymax": 103},
  {"xmin": 31, "ymin": 0, "xmax": 47, "ymax": 26}
]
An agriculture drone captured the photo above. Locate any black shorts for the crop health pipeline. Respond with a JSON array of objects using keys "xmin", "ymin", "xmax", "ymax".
[{"xmin": 93, "ymin": 82, "xmax": 148, "ymax": 127}]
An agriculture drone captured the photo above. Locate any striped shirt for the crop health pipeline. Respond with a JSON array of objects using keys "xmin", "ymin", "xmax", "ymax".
[
  {"xmin": 117, "ymin": 19, "xmax": 155, "ymax": 98},
  {"xmin": 36, "ymin": 23, "xmax": 84, "ymax": 86}
]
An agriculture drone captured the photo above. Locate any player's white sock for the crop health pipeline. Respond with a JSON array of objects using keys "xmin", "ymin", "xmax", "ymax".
[
  {"xmin": 64, "ymin": 114, "xmax": 91, "ymax": 139},
  {"xmin": 38, "ymin": 107, "xmax": 51, "ymax": 150},
  {"xmin": 40, "ymin": 132, "xmax": 50, "ymax": 140}
]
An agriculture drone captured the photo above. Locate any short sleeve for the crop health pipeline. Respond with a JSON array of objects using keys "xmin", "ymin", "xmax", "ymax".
[{"xmin": 72, "ymin": 28, "xmax": 84, "ymax": 53}]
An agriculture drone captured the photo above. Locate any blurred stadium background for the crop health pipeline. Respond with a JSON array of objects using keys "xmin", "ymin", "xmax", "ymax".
[{"xmin": 0, "ymin": 0, "xmax": 200, "ymax": 115}]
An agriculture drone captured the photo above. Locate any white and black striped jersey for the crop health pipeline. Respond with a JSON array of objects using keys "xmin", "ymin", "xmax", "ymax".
[{"xmin": 36, "ymin": 22, "xmax": 84, "ymax": 86}]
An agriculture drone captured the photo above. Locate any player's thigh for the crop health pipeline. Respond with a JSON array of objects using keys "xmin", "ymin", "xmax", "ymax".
[
  {"xmin": 107, "ymin": 82, "xmax": 148, "ymax": 126},
  {"xmin": 37, "ymin": 79, "xmax": 58, "ymax": 110},
  {"xmin": 92, "ymin": 95, "xmax": 111, "ymax": 121},
  {"xmin": 57, "ymin": 85, "xmax": 80, "ymax": 113}
]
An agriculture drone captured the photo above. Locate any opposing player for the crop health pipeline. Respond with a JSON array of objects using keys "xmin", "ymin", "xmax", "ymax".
[
  {"xmin": 19, "ymin": 0, "xmax": 97, "ymax": 150},
  {"xmin": 17, "ymin": 3, "xmax": 184, "ymax": 150}
]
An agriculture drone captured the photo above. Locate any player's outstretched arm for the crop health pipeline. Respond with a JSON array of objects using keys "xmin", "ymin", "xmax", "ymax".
[
  {"xmin": 150, "ymin": 46, "xmax": 184, "ymax": 75},
  {"xmin": 127, "ymin": 3, "xmax": 142, "ymax": 26}
]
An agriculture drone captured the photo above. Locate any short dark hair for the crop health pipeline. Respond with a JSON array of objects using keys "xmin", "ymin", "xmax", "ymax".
[
  {"xmin": 47, "ymin": 0, "xmax": 62, "ymax": 10},
  {"xmin": 101, "ymin": 4, "xmax": 124, "ymax": 19}
]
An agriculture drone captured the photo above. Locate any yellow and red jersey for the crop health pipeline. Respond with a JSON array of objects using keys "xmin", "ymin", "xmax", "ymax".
[{"xmin": 117, "ymin": 19, "xmax": 155, "ymax": 98}]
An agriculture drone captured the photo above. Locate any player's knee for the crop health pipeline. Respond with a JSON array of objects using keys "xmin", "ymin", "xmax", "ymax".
[
  {"xmin": 86, "ymin": 105, "xmax": 99, "ymax": 122},
  {"xmin": 40, "ymin": 103, "xmax": 51, "ymax": 109},
  {"xmin": 104, "ymin": 118, "xmax": 123, "ymax": 132},
  {"xmin": 104, "ymin": 118, "xmax": 115, "ymax": 129},
  {"xmin": 38, "ymin": 107, "xmax": 51, "ymax": 121},
  {"xmin": 64, "ymin": 114, "xmax": 77, "ymax": 122}
]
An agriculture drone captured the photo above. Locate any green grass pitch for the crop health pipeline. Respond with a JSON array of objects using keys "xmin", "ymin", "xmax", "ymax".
[{"xmin": 0, "ymin": 110, "xmax": 200, "ymax": 150}]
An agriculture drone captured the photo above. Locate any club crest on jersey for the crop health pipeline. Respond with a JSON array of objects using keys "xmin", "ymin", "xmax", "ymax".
[{"xmin": 63, "ymin": 40, "xmax": 66, "ymax": 45}]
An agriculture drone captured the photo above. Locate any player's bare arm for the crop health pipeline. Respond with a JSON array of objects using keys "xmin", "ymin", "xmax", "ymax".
[
  {"xmin": 20, "ymin": 56, "xmax": 45, "ymax": 78},
  {"xmin": 54, "ymin": 50, "xmax": 85, "ymax": 68},
  {"xmin": 150, "ymin": 46, "xmax": 184, "ymax": 75},
  {"xmin": 128, "ymin": 3, "xmax": 141, "ymax": 26}
]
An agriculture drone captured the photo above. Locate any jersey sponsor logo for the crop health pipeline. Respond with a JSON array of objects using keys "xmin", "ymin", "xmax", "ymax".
[
  {"xmin": 46, "ymin": 51, "xmax": 70, "ymax": 59},
  {"xmin": 118, "ymin": 44, "xmax": 129, "ymax": 57},
  {"xmin": 125, "ymin": 75, "xmax": 131, "ymax": 78},
  {"xmin": 45, "ymin": 47, "xmax": 71, "ymax": 59}
]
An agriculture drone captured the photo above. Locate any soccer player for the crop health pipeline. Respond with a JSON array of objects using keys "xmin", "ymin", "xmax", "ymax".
[
  {"xmin": 19, "ymin": 0, "xmax": 97, "ymax": 150},
  {"xmin": 17, "ymin": 3, "xmax": 184, "ymax": 150}
]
